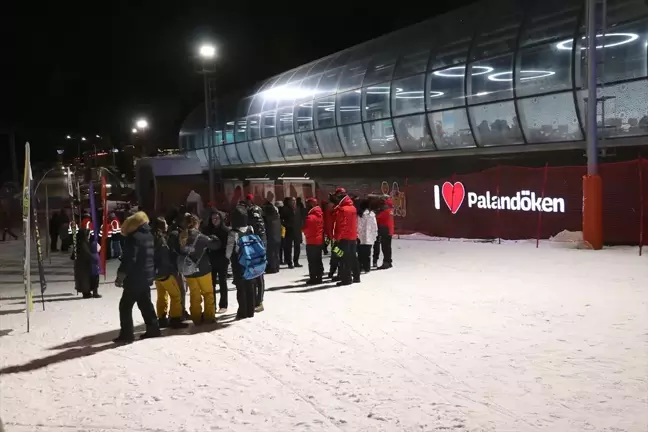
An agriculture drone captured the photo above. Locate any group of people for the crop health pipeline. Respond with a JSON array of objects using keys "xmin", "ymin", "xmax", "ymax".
[
  {"xmin": 65, "ymin": 188, "xmax": 394, "ymax": 342},
  {"xmin": 49, "ymin": 208, "xmax": 123, "ymax": 259}
]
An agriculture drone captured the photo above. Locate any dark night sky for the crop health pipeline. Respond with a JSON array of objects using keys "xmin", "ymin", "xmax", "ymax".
[{"xmin": 2, "ymin": 0, "xmax": 473, "ymax": 176}]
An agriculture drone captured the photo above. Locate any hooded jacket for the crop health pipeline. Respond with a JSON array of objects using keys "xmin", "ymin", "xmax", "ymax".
[
  {"xmin": 179, "ymin": 228, "xmax": 222, "ymax": 278},
  {"xmin": 375, "ymin": 197, "xmax": 395, "ymax": 236},
  {"xmin": 118, "ymin": 211, "xmax": 155, "ymax": 290},
  {"xmin": 322, "ymin": 201, "xmax": 334, "ymax": 239},
  {"xmin": 333, "ymin": 196, "xmax": 357, "ymax": 241},
  {"xmin": 247, "ymin": 204, "xmax": 267, "ymax": 244},
  {"xmin": 202, "ymin": 210, "xmax": 230, "ymax": 266},
  {"xmin": 357, "ymin": 209, "xmax": 378, "ymax": 245},
  {"xmin": 262, "ymin": 202, "xmax": 282, "ymax": 247},
  {"xmin": 303, "ymin": 205, "xmax": 324, "ymax": 245}
]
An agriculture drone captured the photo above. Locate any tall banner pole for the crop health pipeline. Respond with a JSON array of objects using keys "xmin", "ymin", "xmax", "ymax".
[
  {"xmin": 31, "ymin": 193, "xmax": 47, "ymax": 310},
  {"xmin": 22, "ymin": 142, "xmax": 33, "ymax": 332},
  {"xmin": 88, "ymin": 182, "xmax": 98, "ymax": 245},
  {"xmin": 100, "ymin": 176, "xmax": 108, "ymax": 278},
  {"xmin": 45, "ymin": 183, "xmax": 51, "ymax": 263}
]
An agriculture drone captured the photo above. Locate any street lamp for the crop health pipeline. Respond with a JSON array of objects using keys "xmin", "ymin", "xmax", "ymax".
[
  {"xmin": 136, "ymin": 119, "xmax": 149, "ymax": 130},
  {"xmin": 96, "ymin": 134, "xmax": 101, "ymax": 138},
  {"xmin": 132, "ymin": 128, "xmax": 138, "ymax": 134},
  {"xmin": 66, "ymin": 135, "xmax": 71, "ymax": 139},
  {"xmin": 197, "ymin": 42, "xmax": 218, "ymax": 203}
]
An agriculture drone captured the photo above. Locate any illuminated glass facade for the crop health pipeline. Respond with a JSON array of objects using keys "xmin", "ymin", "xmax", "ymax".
[{"xmin": 179, "ymin": 0, "xmax": 648, "ymax": 168}]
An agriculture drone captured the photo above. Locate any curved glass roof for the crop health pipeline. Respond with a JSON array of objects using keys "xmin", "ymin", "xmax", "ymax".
[{"xmin": 179, "ymin": 0, "xmax": 648, "ymax": 169}]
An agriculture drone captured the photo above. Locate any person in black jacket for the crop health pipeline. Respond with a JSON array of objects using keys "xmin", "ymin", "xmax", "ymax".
[
  {"xmin": 280, "ymin": 197, "xmax": 302, "ymax": 268},
  {"xmin": 202, "ymin": 209, "xmax": 230, "ymax": 314},
  {"xmin": 49, "ymin": 211, "xmax": 60, "ymax": 252},
  {"xmin": 262, "ymin": 200, "xmax": 281, "ymax": 274},
  {"xmin": 114, "ymin": 211, "xmax": 160, "ymax": 342},
  {"xmin": 153, "ymin": 217, "xmax": 188, "ymax": 329},
  {"xmin": 245, "ymin": 194, "xmax": 267, "ymax": 245}
]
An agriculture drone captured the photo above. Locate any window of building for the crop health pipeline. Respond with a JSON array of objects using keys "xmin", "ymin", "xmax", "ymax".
[
  {"xmin": 363, "ymin": 120, "xmax": 400, "ymax": 154},
  {"xmin": 278, "ymin": 134, "xmax": 303, "ymax": 161},
  {"xmin": 338, "ymin": 59, "xmax": 371, "ymax": 92},
  {"xmin": 427, "ymin": 108, "xmax": 476, "ymax": 149},
  {"xmin": 427, "ymin": 65, "xmax": 466, "ymax": 111},
  {"xmin": 394, "ymin": 50, "xmax": 429, "ymax": 78},
  {"xmin": 261, "ymin": 111, "xmax": 277, "ymax": 138},
  {"xmin": 247, "ymin": 115, "xmax": 261, "ymax": 140},
  {"xmin": 393, "ymin": 115, "xmax": 435, "ymax": 152},
  {"xmin": 467, "ymin": 54, "xmax": 514, "ymax": 104},
  {"xmin": 338, "ymin": 124, "xmax": 371, "ymax": 156},
  {"xmin": 517, "ymin": 92, "xmax": 582, "ymax": 143},
  {"xmin": 249, "ymin": 140, "xmax": 268, "ymax": 163},
  {"xmin": 296, "ymin": 131, "xmax": 321, "ymax": 159},
  {"xmin": 262, "ymin": 138, "xmax": 285, "ymax": 162},
  {"xmin": 224, "ymin": 121, "xmax": 235, "ymax": 143},
  {"xmin": 225, "ymin": 144, "xmax": 241, "ymax": 165},
  {"xmin": 337, "ymin": 91, "xmax": 362, "ymax": 125},
  {"xmin": 315, "ymin": 128, "xmax": 345, "ymax": 157},
  {"xmin": 294, "ymin": 101, "xmax": 314, "ymax": 132},
  {"xmin": 235, "ymin": 119, "xmax": 247, "ymax": 142},
  {"xmin": 469, "ymin": 101, "xmax": 524, "ymax": 146},
  {"xmin": 364, "ymin": 54, "xmax": 397, "ymax": 86},
  {"xmin": 315, "ymin": 96, "xmax": 336, "ymax": 129},
  {"xmin": 316, "ymin": 67, "xmax": 343, "ymax": 96},
  {"xmin": 392, "ymin": 74, "xmax": 425, "ymax": 116},
  {"xmin": 363, "ymin": 82, "xmax": 391, "ymax": 121},
  {"xmin": 277, "ymin": 107, "xmax": 294, "ymax": 135},
  {"xmin": 517, "ymin": 43, "xmax": 572, "ymax": 97},
  {"xmin": 216, "ymin": 145, "xmax": 230, "ymax": 165}
]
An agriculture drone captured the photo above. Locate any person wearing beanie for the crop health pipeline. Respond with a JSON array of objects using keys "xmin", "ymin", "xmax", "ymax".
[
  {"xmin": 280, "ymin": 196, "xmax": 303, "ymax": 268},
  {"xmin": 332, "ymin": 189, "xmax": 360, "ymax": 286},
  {"xmin": 374, "ymin": 195, "xmax": 395, "ymax": 269},
  {"xmin": 303, "ymin": 198, "xmax": 324, "ymax": 285}
]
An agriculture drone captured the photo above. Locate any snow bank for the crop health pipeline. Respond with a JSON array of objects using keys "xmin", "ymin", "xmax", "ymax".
[{"xmin": 1, "ymin": 239, "xmax": 646, "ymax": 431}]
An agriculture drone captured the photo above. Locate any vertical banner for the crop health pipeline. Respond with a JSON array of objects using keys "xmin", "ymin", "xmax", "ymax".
[
  {"xmin": 88, "ymin": 182, "xmax": 98, "ymax": 245},
  {"xmin": 45, "ymin": 184, "xmax": 50, "ymax": 263},
  {"xmin": 67, "ymin": 169, "xmax": 78, "ymax": 260},
  {"xmin": 21, "ymin": 142, "xmax": 33, "ymax": 332},
  {"xmin": 31, "ymin": 194, "xmax": 47, "ymax": 309},
  {"xmin": 100, "ymin": 176, "xmax": 108, "ymax": 277}
]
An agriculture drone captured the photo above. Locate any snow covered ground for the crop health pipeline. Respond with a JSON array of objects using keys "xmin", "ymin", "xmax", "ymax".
[{"xmin": 1, "ymin": 237, "xmax": 647, "ymax": 432}]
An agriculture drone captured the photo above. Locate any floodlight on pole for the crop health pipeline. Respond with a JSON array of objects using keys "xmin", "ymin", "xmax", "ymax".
[
  {"xmin": 66, "ymin": 135, "xmax": 71, "ymax": 139},
  {"xmin": 199, "ymin": 44, "xmax": 216, "ymax": 59},
  {"xmin": 132, "ymin": 128, "xmax": 138, "ymax": 134},
  {"xmin": 81, "ymin": 137, "xmax": 86, "ymax": 141},
  {"xmin": 136, "ymin": 119, "xmax": 149, "ymax": 130}
]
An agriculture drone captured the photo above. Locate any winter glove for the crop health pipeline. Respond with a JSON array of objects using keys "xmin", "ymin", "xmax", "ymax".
[
  {"xmin": 332, "ymin": 245, "xmax": 344, "ymax": 258},
  {"xmin": 324, "ymin": 236, "xmax": 331, "ymax": 246}
]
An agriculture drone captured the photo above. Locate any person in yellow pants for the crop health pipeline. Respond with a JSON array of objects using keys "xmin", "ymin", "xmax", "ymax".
[
  {"xmin": 178, "ymin": 214, "xmax": 222, "ymax": 325},
  {"xmin": 153, "ymin": 217, "xmax": 188, "ymax": 328}
]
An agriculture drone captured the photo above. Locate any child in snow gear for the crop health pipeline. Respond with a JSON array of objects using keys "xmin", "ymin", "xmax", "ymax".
[
  {"xmin": 374, "ymin": 196, "xmax": 395, "ymax": 269},
  {"xmin": 114, "ymin": 211, "xmax": 160, "ymax": 342},
  {"xmin": 245, "ymin": 194, "xmax": 267, "ymax": 311},
  {"xmin": 153, "ymin": 217, "xmax": 187, "ymax": 329},
  {"xmin": 333, "ymin": 189, "xmax": 360, "ymax": 286},
  {"xmin": 356, "ymin": 198, "xmax": 378, "ymax": 273},
  {"xmin": 178, "ymin": 214, "xmax": 222, "ymax": 325},
  {"xmin": 226, "ymin": 205, "xmax": 263, "ymax": 318},
  {"xmin": 203, "ymin": 210, "xmax": 231, "ymax": 314},
  {"xmin": 303, "ymin": 198, "xmax": 324, "ymax": 285}
]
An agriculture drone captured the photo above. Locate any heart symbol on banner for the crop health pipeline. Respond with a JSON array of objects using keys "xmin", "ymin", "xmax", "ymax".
[{"xmin": 442, "ymin": 182, "xmax": 466, "ymax": 214}]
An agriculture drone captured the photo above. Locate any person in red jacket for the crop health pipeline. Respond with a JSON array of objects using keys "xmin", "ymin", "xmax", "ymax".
[
  {"xmin": 303, "ymin": 198, "xmax": 324, "ymax": 285},
  {"xmin": 374, "ymin": 196, "xmax": 395, "ymax": 269},
  {"xmin": 332, "ymin": 188, "xmax": 360, "ymax": 286}
]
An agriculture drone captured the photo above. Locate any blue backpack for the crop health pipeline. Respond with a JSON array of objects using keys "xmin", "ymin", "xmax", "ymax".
[{"xmin": 237, "ymin": 230, "xmax": 267, "ymax": 280}]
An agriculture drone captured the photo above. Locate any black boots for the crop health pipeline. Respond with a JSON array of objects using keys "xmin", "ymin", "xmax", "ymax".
[
  {"xmin": 159, "ymin": 317, "xmax": 169, "ymax": 328},
  {"xmin": 306, "ymin": 277, "xmax": 322, "ymax": 285},
  {"xmin": 140, "ymin": 325, "xmax": 161, "ymax": 340},
  {"xmin": 113, "ymin": 333, "xmax": 135, "ymax": 344},
  {"xmin": 92, "ymin": 290, "xmax": 102, "ymax": 298},
  {"xmin": 169, "ymin": 317, "xmax": 189, "ymax": 329}
]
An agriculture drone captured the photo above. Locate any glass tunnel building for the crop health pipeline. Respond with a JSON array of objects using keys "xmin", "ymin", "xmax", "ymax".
[{"xmin": 176, "ymin": 0, "xmax": 648, "ymax": 174}]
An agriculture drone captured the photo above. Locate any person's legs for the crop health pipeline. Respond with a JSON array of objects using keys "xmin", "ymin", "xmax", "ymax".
[
  {"xmin": 293, "ymin": 237, "xmax": 301, "ymax": 266},
  {"xmin": 306, "ymin": 244, "xmax": 316, "ymax": 282},
  {"xmin": 245, "ymin": 279, "xmax": 256, "ymax": 318},
  {"xmin": 186, "ymin": 276, "xmax": 204, "ymax": 324},
  {"xmin": 338, "ymin": 240, "xmax": 352, "ymax": 285},
  {"xmin": 373, "ymin": 236, "xmax": 381, "ymax": 267},
  {"xmin": 329, "ymin": 243, "xmax": 339, "ymax": 278},
  {"xmin": 155, "ymin": 280, "xmax": 170, "ymax": 321},
  {"xmin": 135, "ymin": 288, "xmax": 160, "ymax": 338},
  {"xmin": 350, "ymin": 241, "xmax": 360, "ymax": 282},
  {"xmin": 50, "ymin": 232, "xmax": 59, "ymax": 252},
  {"xmin": 175, "ymin": 274, "xmax": 189, "ymax": 318},
  {"xmin": 315, "ymin": 246, "xmax": 324, "ymax": 281},
  {"xmin": 199, "ymin": 273, "xmax": 216, "ymax": 323},
  {"xmin": 217, "ymin": 262, "xmax": 229, "ymax": 310},
  {"xmin": 283, "ymin": 235, "xmax": 293, "ymax": 268},
  {"xmin": 255, "ymin": 275, "xmax": 265, "ymax": 310},
  {"xmin": 90, "ymin": 274, "xmax": 101, "ymax": 298},
  {"xmin": 117, "ymin": 290, "xmax": 137, "ymax": 341},
  {"xmin": 380, "ymin": 235, "xmax": 393, "ymax": 268}
]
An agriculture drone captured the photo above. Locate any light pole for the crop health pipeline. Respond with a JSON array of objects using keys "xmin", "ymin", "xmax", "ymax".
[
  {"xmin": 197, "ymin": 43, "xmax": 217, "ymax": 204},
  {"xmin": 133, "ymin": 118, "xmax": 149, "ymax": 157}
]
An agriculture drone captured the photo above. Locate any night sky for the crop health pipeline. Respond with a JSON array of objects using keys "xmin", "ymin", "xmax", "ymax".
[{"xmin": 3, "ymin": 0, "xmax": 473, "ymax": 178}]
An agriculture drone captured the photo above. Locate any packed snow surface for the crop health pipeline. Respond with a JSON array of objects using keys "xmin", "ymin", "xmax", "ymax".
[{"xmin": 1, "ymin": 237, "xmax": 647, "ymax": 432}]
